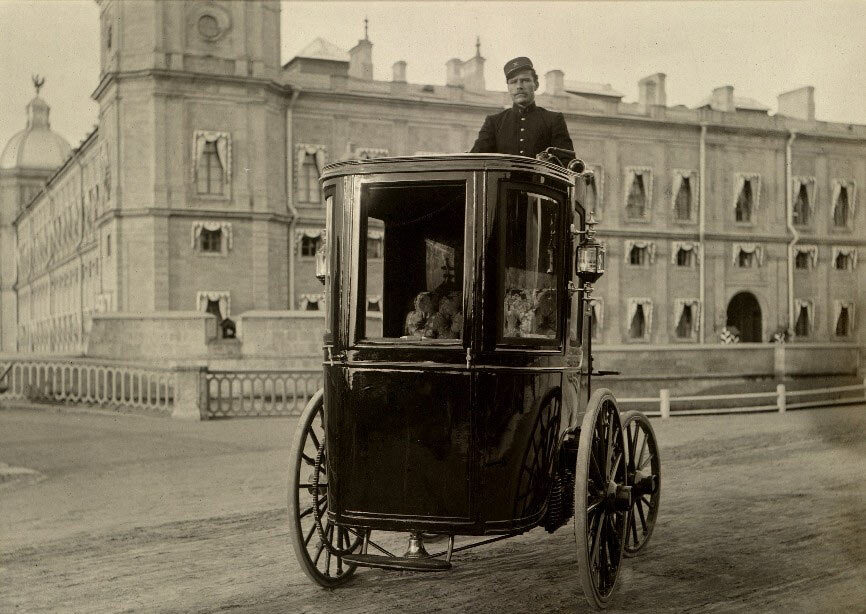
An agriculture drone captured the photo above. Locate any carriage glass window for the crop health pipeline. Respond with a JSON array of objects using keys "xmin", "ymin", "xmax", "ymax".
[
  {"xmin": 501, "ymin": 188, "xmax": 562, "ymax": 342},
  {"xmin": 359, "ymin": 182, "xmax": 465, "ymax": 341}
]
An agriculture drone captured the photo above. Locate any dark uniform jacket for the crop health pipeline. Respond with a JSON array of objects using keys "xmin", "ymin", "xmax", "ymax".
[{"xmin": 470, "ymin": 102, "xmax": 574, "ymax": 159}]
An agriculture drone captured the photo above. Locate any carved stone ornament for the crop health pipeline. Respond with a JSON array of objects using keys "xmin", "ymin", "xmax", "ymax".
[{"xmin": 190, "ymin": 3, "xmax": 231, "ymax": 42}]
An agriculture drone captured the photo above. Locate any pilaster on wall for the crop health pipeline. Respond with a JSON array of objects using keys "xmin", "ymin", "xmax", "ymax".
[{"xmin": 251, "ymin": 219, "xmax": 270, "ymax": 309}]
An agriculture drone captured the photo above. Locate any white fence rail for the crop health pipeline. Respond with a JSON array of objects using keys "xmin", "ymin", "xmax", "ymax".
[
  {"xmin": 205, "ymin": 369, "xmax": 322, "ymax": 418},
  {"xmin": 0, "ymin": 359, "xmax": 175, "ymax": 413},
  {"xmin": 620, "ymin": 378, "xmax": 866, "ymax": 418}
]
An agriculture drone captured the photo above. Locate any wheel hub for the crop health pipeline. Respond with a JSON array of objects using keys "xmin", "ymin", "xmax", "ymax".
[{"xmin": 605, "ymin": 480, "xmax": 632, "ymax": 511}]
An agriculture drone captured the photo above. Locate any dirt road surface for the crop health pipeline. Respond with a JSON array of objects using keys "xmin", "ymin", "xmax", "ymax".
[{"xmin": 1, "ymin": 404, "xmax": 865, "ymax": 613}]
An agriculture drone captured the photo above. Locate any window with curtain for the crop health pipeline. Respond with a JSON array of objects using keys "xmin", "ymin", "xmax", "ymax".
[
  {"xmin": 674, "ymin": 176, "xmax": 692, "ymax": 220},
  {"xmin": 367, "ymin": 236, "xmax": 383, "ymax": 259},
  {"xmin": 794, "ymin": 305, "xmax": 810, "ymax": 337},
  {"xmin": 833, "ymin": 185, "xmax": 850, "ymax": 228},
  {"xmin": 675, "ymin": 304, "xmax": 693, "ymax": 339},
  {"xmin": 676, "ymin": 248, "xmax": 693, "ymax": 267},
  {"xmin": 299, "ymin": 153, "xmax": 321, "ymax": 204},
  {"xmin": 629, "ymin": 305, "xmax": 646, "ymax": 339},
  {"xmin": 793, "ymin": 183, "xmax": 810, "ymax": 226},
  {"xmin": 301, "ymin": 235, "xmax": 320, "ymax": 257},
  {"xmin": 795, "ymin": 252, "xmax": 810, "ymax": 269},
  {"xmin": 196, "ymin": 141, "xmax": 224, "ymax": 195},
  {"xmin": 626, "ymin": 174, "xmax": 647, "ymax": 218},
  {"xmin": 835, "ymin": 306, "xmax": 850, "ymax": 337},
  {"xmin": 735, "ymin": 180, "xmax": 753, "ymax": 222},
  {"xmin": 629, "ymin": 245, "xmax": 648, "ymax": 266},
  {"xmin": 200, "ymin": 228, "xmax": 222, "ymax": 253}
]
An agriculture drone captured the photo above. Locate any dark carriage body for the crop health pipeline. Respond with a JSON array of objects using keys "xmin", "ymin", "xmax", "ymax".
[{"xmin": 318, "ymin": 155, "xmax": 593, "ymax": 535}]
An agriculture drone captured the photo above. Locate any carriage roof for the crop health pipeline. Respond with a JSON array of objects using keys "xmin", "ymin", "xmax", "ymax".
[{"xmin": 320, "ymin": 153, "xmax": 576, "ymax": 185}]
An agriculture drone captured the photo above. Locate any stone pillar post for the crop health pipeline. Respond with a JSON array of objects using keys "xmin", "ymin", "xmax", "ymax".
[{"xmin": 171, "ymin": 362, "xmax": 208, "ymax": 420}]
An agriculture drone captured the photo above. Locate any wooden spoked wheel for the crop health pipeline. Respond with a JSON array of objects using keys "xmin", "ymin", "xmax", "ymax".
[
  {"xmin": 621, "ymin": 410, "xmax": 661, "ymax": 557},
  {"xmin": 575, "ymin": 389, "xmax": 629, "ymax": 609},
  {"xmin": 288, "ymin": 389, "xmax": 362, "ymax": 587}
]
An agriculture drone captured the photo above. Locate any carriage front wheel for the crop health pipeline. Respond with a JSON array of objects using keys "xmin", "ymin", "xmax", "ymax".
[
  {"xmin": 621, "ymin": 410, "xmax": 661, "ymax": 557},
  {"xmin": 574, "ymin": 389, "xmax": 629, "ymax": 609},
  {"xmin": 287, "ymin": 389, "xmax": 361, "ymax": 587}
]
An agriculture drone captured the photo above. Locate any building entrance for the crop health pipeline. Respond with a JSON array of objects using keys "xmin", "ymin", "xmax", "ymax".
[{"xmin": 726, "ymin": 292, "xmax": 762, "ymax": 342}]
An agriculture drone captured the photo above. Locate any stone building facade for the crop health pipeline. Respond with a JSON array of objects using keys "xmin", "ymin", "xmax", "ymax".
[{"xmin": 0, "ymin": 0, "xmax": 863, "ymax": 359}]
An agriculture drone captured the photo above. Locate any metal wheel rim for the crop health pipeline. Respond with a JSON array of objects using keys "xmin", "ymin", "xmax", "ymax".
[
  {"xmin": 623, "ymin": 411, "xmax": 661, "ymax": 557},
  {"xmin": 288, "ymin": 390, "xmax": 361, "ymax": 587},
  {"xmin": 575, "ymin": 389, "xmax": 628, "ymax": 609}
]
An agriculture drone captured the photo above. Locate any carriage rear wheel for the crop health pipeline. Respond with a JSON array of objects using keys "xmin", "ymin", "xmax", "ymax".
[
  {"xmin": 288, "ymin": 389, "xmax": 362, "ymax": 587},
  {"xmin": 621, "ymin": 410, "xmax": 661, "ymax": 557},
  {"xmin": 574, "ymin": 389, "xmax": 629, "ymax": 609}
]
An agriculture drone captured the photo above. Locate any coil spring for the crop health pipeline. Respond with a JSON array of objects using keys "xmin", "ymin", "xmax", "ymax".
[{"xmin": 543, "ymin": 474, "xmax": 563, "ymax": 533}]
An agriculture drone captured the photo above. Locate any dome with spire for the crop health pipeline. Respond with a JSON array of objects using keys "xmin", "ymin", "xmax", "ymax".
[{"xmin": 0, "ymin": 77, "xmax": 72, "ymax": 171}]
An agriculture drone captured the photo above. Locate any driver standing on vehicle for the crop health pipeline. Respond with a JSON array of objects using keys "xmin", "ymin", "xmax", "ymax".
[{"xmin": 470, "ymin": 56, "xmax": 574, "ymax": 159}]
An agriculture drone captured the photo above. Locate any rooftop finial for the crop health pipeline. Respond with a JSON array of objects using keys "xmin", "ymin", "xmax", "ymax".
[
  {"xmin": 475, "ymin": 36, "xmax": 481, "ymax": 58},
  {"xmin": 364, "ymin": 17, "xmax": 369, "ymax": 41},
  {"xmin": 32, "ymin": 74, "xmax": 45, "ymax": 96}
]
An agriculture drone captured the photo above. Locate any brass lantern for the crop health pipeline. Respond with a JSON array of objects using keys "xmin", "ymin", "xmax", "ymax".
[{"xmin": 575, "ymin": 211, "xmax": 605, "ymax": 284}]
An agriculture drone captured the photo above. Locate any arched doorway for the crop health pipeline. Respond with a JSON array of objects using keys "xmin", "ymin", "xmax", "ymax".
[{"xmin": 726, "ymin": 292, "xmax": 762, "ymax": 342}]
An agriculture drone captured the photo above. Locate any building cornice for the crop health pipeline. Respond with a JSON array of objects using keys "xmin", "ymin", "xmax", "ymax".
[
  {"xmin": 92, "ymin": 69, "xmax": 291, "ymax": 101},
  {"xmin": 285, "ymin": 83, "xmax": 866, "ymax": 144}
]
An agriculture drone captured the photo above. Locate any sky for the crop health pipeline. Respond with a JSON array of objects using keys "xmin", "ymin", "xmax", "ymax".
[{"xmin": 1, "ymin": 0, "xmax": 865, "ymax": 153}]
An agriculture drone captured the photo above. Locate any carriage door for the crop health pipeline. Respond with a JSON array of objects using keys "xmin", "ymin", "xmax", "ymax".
[{"xmin": 473, "ymin": 176, "xmax": 569, "ymax": 525}]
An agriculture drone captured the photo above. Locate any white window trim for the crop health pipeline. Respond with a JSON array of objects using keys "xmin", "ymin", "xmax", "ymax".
[
  {"xmin": 624, "ymin": 240, "xmax": 656, "ymax": 265},
  {"xmin": 732, "ymin": 242, "xmax": 764, "ymax": 267},
  {"xmin": 353, "ymin": 146, "xmax": 390, "ymax": 160},
  {"xmin": 196, "ymin": 291, "xmax": 231, "ymax": 318},
  {"xmin": 793, "ymin": 244, "xmax": 818, "ymax": 269},
  {"xmin": 191, "ymin": 221, "xmax": 233, "ymax": 255},
  {"xmin": 367, "ymin": 294, "xmax": 383, "ymax": 310},
  {"xmin": 671, "ymin": 169, "xmax": 698, "ymax": 222},
  {"xmin": 300, "ymin": 292, "xmax": 325, "ymax": 311},
  {"xmin": 831, "ymin": 179, "xmax": 857, "ymax": 228},
  {"xmin": 733, "ymin": 172, "xmax": 761, "ymax": 220},
  {"xmin": 673, "ymin": 298, "xmax": 701, "ymax": 340},
  {"xmin": 833, "ymin": 300, "xmax": 856, "ymax": 336},
  {"xmin": 589, "ymin": 297, "xmax": 604, "ymax": 332},
  {"xmin": 295, "ymin": 144, "xmax": 327, "ymax": 201},
  {"xmin": 585, "ymin": 163, "xmax": 604, "ymax": 219},
  {"xmin": 627, "ymin": 297, "xmax": 653, "ymax": 341},
  {"xmin": 296, "ymin": 228, "xmax": 323, "ymax": 257},
  {"xmin": 832, "ymin": 246, "xmax": 859, "ymax": 270},
  {"xmin": 794, "ymin": 298, "xmax": 814, "ymax": 337},
  {"xmin": 671, "ymin": 241, "xmax": 701, "ymax": 266},
  {"xmin": 624, "ymin": 166, "xmax": 653, "ymax": 219},
  {"xmin": 792, "ymin": 175, "xmax": 816, "ymax": 214},
  {"xmin": 192, "ymin": 130, "xmax": 232, "ymax": 187}
]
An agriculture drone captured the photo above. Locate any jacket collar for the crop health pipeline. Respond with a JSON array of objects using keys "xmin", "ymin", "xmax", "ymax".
[{"xmin": 512, "ymin": 102, "xmax": 537, "ymax": 114}]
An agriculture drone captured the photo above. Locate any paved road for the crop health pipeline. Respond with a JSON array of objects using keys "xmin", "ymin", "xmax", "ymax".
[{"xmin": 1, "ymin": 404, "xmax": 865, "ymax": 613}]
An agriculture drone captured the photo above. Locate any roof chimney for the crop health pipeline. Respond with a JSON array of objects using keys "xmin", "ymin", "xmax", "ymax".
[
  {"xmin": 545, "ymin": 70, "xmax": 564, "ymax": 96},
  {"xmin": 392, "ymin": 61, "xmax": 407, "ymax": 82},
  {"xmin": 711, "ymin": 85, "xmax": 735, "ymax": 113},
  {"xmin": 461, "ymin": 37, "xmax": 486, "ymax": 92},
  {"xmin": 777, "ymin": 86, "xmax": 815, "ymax": 121},
  {"xmin": 348, "ymin": 20, "xmax": 373, "ymax": 80},
  {"xmin": 446, "ymin": 58, "xmax": 463, "ymax": 87},
  {"xmin": 638, "ymin": 73, "xmax": 667, "ymax": 107}
]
